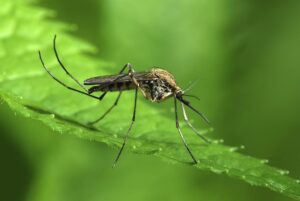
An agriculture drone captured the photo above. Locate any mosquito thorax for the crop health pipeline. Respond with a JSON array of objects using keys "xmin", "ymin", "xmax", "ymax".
[
  {"xmin": 137, "ymin": 68, "xmax": 182, "ymax": 102},
  {"xmin": 151, "ymin": 68, "xmax": 178, "ymax": 89},
  {"xmin": 152, "ymin": 68, "xmax": 182, "ymax": 91}
]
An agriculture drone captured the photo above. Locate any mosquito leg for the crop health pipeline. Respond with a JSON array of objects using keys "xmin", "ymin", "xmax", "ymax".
[
  {"xmin": 39, "ymin": 51, "xmax": 100, "ymax": 100},
  {"xmin": 113, "ymin": 87, "xmax": 138, "ymax": 167},
  {"xmin": 127, "ymin": 64, "xmax": 140, "ymax": 87},
  {"xmin": 181, "ymin": 102, "xmax": 210, "ymax": 144},
  {"xmin": 88, "ymin": 92, "xmax": 122, "ymax": 125},
  {"xmin": 174, "ymin": 96, "xmax": 198, "ymax": 164},
  {"xmin": 53, "ymin": 35, "xmax": 88, "ymax": 93}
]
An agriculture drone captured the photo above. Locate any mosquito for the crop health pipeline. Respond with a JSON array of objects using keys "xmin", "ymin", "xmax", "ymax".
[{"xmin": 38, "ymin": 35, "xmax": 211, "ymax": 167}]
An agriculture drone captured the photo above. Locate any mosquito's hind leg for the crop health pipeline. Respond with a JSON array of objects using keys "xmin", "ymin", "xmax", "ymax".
[
  {"xmin": 113, "ymin": 87, "xmax": 138, "ymax": 167},
  {"xmin": 53, "ymin": 35, "xmax": 89, "ymax": 93},
  {"xmin": 87, "ymin": 92, "xmax": 122, "ymax": 125},
  {"xmin": 38, "ymin": 51, "xmax": 100, "ymax": 100},
  {"xmin": 174, "ymin": 96, "xmax": 198, "ymax": 164},
  {"xmin": 181, "ymin": 102, "xmax": 210, "ymax": 144}
]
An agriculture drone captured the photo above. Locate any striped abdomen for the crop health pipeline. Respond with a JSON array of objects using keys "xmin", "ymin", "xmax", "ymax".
[
  {"xmin": 84, "ymin": 73, "xmax": 146, "ymax": 94},
  {"xmin": 87, "ymin": 81, "xmax": 136, "ymax": 94}
]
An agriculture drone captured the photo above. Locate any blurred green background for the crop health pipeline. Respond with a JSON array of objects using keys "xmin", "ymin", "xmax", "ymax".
[{"xmin": 1, "ymin": 0, "xmax": 300, "ymax": 201}]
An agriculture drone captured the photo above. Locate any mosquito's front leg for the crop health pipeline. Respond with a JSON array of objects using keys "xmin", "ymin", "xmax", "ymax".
[{"xmin": 174, "ymin": 96, "xmax": 198, "ymax": 164}]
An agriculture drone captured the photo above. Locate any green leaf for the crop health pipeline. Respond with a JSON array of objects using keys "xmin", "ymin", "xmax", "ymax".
[{"xmin": 0, "ymin": 0, "xmax": 299, "ymax": 200}]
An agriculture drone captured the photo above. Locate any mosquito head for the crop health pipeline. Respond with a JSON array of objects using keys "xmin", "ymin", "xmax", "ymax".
[
  {"xmin": 175, "ymin": 90, "xmax": 185, "ymax": 99},
  {"xmin": 175, "ymin": 90, "xmax": 197, "ymax": 102}
]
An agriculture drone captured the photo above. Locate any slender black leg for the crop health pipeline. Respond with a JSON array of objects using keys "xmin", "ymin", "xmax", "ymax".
[
  {"xmin": 53, "ymin": 35, "xmax": 88, "ymax": 93},
  {"xmin": 113, "ymin": 87, "xmax": 138, "ymax": 167},
  {"xmin": 127, "ymin": 65, "xmax": 140, "ymax": 87},
  {"xmin": 174, "ymin": 96, "xmax": 198, "ymax": 164},
  {"xmin": 88, "ymin": 92, "xmax": 122, "ymax": 125},
  {"xmin": 181, "ymin": 102, "xmax": 210, "ymax": 144},
  {"xmin": 39, "ymin": 51, "xmax": 100, "ymax": 100}
]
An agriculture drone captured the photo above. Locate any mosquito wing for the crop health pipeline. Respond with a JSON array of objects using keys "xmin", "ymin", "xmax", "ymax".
[{"xmin": 84, "ymin": 72, "xmax": 155, "ymax": 85}]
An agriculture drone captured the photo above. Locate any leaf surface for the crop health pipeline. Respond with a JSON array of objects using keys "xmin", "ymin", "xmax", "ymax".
[{"xmin": 0, "ymin": 0, "xmax": 299, "ymax": 200}]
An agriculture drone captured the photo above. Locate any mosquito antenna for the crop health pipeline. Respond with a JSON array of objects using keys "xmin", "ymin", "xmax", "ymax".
[
  {"xmin": 178, "ymin": 98, "xmax": 210, "ymax": 125},
  {"xmin": 184, "ymin": 94, "xmax": 201, "ymax": 101},
  {"xmin": 183, "ymin": 79, "xmax": 199, "ymax": 93},
  {"xmin": 53, "ymin": 35, "xmax": 88, "ymax": 93}
]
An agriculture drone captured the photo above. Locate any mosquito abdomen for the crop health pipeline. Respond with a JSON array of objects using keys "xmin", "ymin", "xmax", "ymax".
[{"xmin": 88, "ymin": 81, "xmax": 135, "ymax": 94}]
